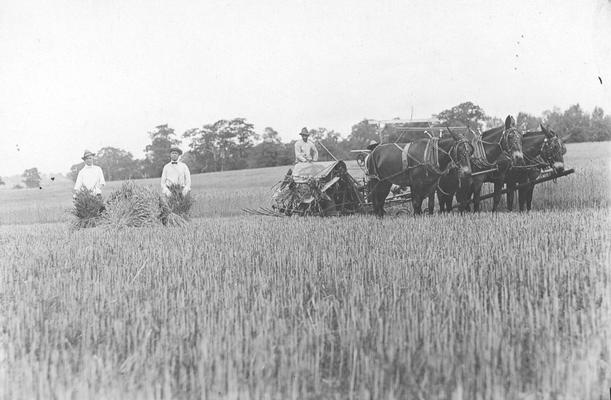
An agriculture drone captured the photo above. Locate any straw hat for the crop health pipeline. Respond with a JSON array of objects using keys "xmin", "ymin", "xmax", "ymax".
[
  {"xmin": 81, "ymin": 150, "xmax": 95, "ymax": 160},
  {"xmin": 169, "ymin": 146, "xmax": 183, "ymax": 155}
]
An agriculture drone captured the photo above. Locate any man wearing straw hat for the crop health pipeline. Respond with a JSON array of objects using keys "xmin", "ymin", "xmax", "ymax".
[
  {"xmin": 294, "ymin": 127, "xmax": 318, "ymax": 163},
  {"xmin": 73, "ymin": 150, "xmax": 106, "ymax": 196},
  {"xmin": 160, "ymin": 146, "xmax": 191, "ymax": 196}
]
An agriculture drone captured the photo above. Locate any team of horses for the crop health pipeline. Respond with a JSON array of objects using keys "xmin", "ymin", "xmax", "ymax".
[{"xmin": 365, "ymin": 115, "xmax": 567, "ymax": 217}]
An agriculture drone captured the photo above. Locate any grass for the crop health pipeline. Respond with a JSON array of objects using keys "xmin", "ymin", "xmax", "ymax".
[{"xmin": 0, "ymin": 141, "xmax": 610, "ymax": 399}]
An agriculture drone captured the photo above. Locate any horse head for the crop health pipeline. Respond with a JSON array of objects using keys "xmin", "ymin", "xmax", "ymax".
[
  {"xmin": 540, "ymin": 124, "xmax": 565, "ymax": 173},
  {"xmin": 502, "ymin": 116, "xmax": 524, "ymax": 166},
  {"xmin": 505, "ymin": 115, "xmax": 516, "ymax": 130},
  {"xmin": 447, "ymin": 129, "xmax": 473, "ymax": 178}
]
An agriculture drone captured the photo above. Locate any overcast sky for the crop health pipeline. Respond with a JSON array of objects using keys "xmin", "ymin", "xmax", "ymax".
[{"xmin": 1, "ymin": 0, "xmax": 610, "ymax": 176}]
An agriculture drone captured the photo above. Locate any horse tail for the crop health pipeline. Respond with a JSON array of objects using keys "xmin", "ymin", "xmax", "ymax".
[{"xmin": 365, "ymin": 148, "xmax": 379, "ymax": 180}]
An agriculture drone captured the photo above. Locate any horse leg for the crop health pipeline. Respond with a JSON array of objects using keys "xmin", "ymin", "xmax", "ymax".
[
  {"xmin": 438, "ymin": 190, "xmax": 453, "ymax": 213},
  {"xmin": 518, "ymin": 184, "xmax": 527, "ymax": 212},
  {"xmin": 427, "ymin": 185, "xmax": 436, "ymax": 215},
  {"xmin": 445, "ymin": 194, "xmax": 453, "ymax": 213},
  {"xmin": 472, "ymin": 179, "xmax": 483, "ymax": 212},
  {"xmin": 455, "ymin": 182, "xmax": 469, "ymax": 213},
  {"xmin": 411, "ymin": 184, "xmax": 424, "ymax": 215},
  {"xmin": 526, "ymin": 182, "xmax": 535, "ymax": 211},
  {"xmin": 373, "ymin": 180, "xmax": 391, "ymax": 218},
  {"xmin": 506, "ymin": 182, "xmax": 515, "ymax": 211},
  {"xmin": 436, "ymin": 189, "xmax": 446, "ymax": 212},
  {"xmin": 368, "ymin": 178, "xmax": 381, "ymax": 217},
  {"xmin": 492, "ymin": 179, "xmax": 504, "ymax": 212}
]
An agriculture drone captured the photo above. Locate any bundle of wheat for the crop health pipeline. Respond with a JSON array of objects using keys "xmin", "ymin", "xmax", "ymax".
[
  {"xmin": 271, "ymin": 181, "xmax": 316, "ymax": 215},
  {"xmin": 103, "ymin": 181, "xmax": 187, "ymax": 228},
  {"xmin": 101, "ymin": 182, "xmax": 161, "ymax": 228},
  {"xmin": 70, "ymin": 189, "xmax": 105, "ymax": 228},
  {"xmin": 164, "ymin": 183, "xmax": 194, "ymax": 218},
  {"xmin": 71, "ymin": 181, "xmax": 187, "ymax": 229}
]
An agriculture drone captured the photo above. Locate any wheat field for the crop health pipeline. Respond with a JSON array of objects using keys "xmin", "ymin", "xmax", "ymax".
[{"xmin": 1, "ymin": 142, "xmax": 610, "ymax": 399}]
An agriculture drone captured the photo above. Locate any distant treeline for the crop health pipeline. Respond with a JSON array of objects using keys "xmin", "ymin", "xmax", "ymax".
[{"xmin": 66, "ymin": 102, "xmax": 611, "ymax": 182}]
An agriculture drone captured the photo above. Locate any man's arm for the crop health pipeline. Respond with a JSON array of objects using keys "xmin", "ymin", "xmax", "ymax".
[
  {"xmin": 295, "ymin": 142, "xmax": 307, "ymax": 162},
  {"xmin": 311, "ymin": 143, "xmax": 319, "ymax": 162},
  {"xmin": 160, "ymin": 165, "xmax": 170, "ymax": 195},
  {"xmin": 98, "ymin": 167, "xmax": 106, "ymax": 190},
  {"xmin": 183, "ymin": 164, "xmax": 191, "ymax": 194},
  {"xmin": 73, "ymin": 170, "xmax": 83, "ymax": 193}
]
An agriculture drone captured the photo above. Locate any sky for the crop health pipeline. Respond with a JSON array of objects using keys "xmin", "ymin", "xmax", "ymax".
[{"xmin": 1, "ymin": 0, "xmax": 610, "ymax": 176}]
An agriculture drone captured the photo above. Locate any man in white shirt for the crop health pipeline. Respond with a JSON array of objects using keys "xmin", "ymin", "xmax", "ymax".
[
  {"xmin": 161, "ymin": 146, "xmax": 191, "ymax": 196},
  {"xmin": 294, "ymin": 127, "xmax": 318, "ymax": 163},
  {"xmin": 74, "ymin": 150, "xmax": 106, "ymax": 196}
]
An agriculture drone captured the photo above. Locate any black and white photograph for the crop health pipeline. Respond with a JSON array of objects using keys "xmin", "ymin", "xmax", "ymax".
[{"xmin": 1, "ymin": 0, "xmax": 610, "ymax": 398}]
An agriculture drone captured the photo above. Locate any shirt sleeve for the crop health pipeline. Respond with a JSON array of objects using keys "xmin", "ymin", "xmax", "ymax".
[
  {"xmin": 98, "ymin": 167, "xmax": 105, "ymax": 188},
  {"xmin": 160, "ymin": 165, "xmax": 167, "ymax": 189},
  {"xmin": 74, "ymin": 170, "xmax": 83, "ymax": 191},
  {"xmin": 311, "ymin": 143, "xmax": 319, "ymax": 161},
  {"xmin": 183, "ymin": 164, "xmax": 191, "ymax": 190}
]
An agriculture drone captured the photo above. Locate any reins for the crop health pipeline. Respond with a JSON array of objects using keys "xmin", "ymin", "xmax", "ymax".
[
  {"xmin": 473, "ymin": 128, "xmax": 522, "ymax": 170},
  {"xmin": 367, "ymin": 138, "xmax": 470, "ymax": 191},
  {"xmin": 479, "ymin": 128, "xmax": 516, "ymax": 161}
]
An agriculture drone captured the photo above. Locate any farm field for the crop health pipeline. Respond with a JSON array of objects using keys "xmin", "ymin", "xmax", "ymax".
[
  {"xmin": 0, "ymin": 142, "xmax": 609, "ymax": 224},
  {"xmin": 1, "ymin": 141, "xmax": 610, "ymax": 399}
]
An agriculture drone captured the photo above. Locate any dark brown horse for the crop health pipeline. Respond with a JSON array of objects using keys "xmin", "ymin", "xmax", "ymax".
[
  {"xmin": 456, "ymin": 115, "xmax": 525, "ymax": 212},
  {"xmin": 366, "ymin": 131, "xmax": 472, "ymax": 217},
  {"xmin": 505, "ymin": 124, "xmax": 566, "ymax": 211},
  {"xmin": 436, "ymin": 162, "xmax": 473, "ymax": 213},
  {"xmin": 436, "ymin": 131, "xmax": 474, "ymax": 213}
]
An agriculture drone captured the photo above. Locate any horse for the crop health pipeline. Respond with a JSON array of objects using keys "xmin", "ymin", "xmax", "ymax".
[
  {"xmin": 436, "ymin": 159, "xmax": 473, "ymax": 213},
  {"xmin": 366, "ymin": 131, "xmax": 472, "ymax": 217},
  {"xmin": 505, "ymin": 124, "xmax": 566, "ymax": 211},
  {"xmin": 456, "ymin": 115, "xmax": 525, "ymax": 212},
  {"xmin": 436, "ymin": 131, "xmax": 474, "ymax": 213}
]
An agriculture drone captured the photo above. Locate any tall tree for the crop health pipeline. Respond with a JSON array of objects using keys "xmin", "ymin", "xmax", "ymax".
[
  {"xmin": 310, "ymin": 128, "xmax": 348, "ymax": 161},
  {"xmin": 144, "ymin": 124, "xmax": 181, "ymax": 177},
  {"xmin": 248, "ymin": 142, "xmax": 282, "ymax": 168},
  {"xmin": 183, "ymin": 118, "xmax": 258, "ymax": 171},
  {"xmin": 542, "ymin": 107, "xmax": 564, "ymax": 135},
  {"xmin": 183, "ymin": 126, "xmax": 219, "ymax": 172},
  {"xmin": 561, "ymin": 104, "xmax": 590, "ymax": 142},
  {"xmin": 348, "ymin": 119, "xmax": 380, "ymax": 148},
  {"xmin": 262, "ymin": 127, "xmax": 281, "ymax": 144},
  {"xmin": 516, "ymin": 112, "xmax": 542, "ymax": 131},
  {"xmin": 435, "ymin": 102, "xmax": 488, "ymax": 130},
  {"xmin": 590, "ymin": 107, "xmax": 611, "ymax": 141},
  {"xmin": 22, "ymin": 167, "xmax": 41, "ymax": 188},
  {"xmin": 483, "ymin": 116, "xmax": 504, "ymax": 131},
  {"xmin": 543, "ymin": 104, "xmax": 589, "ymax": 143},
  {"xmin": 96, "ymin": 147, "xmax": 139, "ymax": 181}
]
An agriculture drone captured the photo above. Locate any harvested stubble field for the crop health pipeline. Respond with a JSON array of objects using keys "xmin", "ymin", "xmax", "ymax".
[{"xmin": 1, "ymin": 142, "xmax": 610, "ymax": 399}]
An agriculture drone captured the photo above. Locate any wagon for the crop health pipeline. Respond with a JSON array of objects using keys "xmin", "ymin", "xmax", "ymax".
[
  {"xmin": 244, "ymin": 161, "xmax": 365, "ymax": 217},
  {"xmin": 244, "ymin": 157, "xmax": 574, "ymax": 217},
  {"xmin": 244, "ymin": 117, "xmax": 575, "ymax": 217}
]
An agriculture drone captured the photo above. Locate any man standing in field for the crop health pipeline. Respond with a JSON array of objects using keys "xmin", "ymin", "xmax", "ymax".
[
  {"xmin": 73, "ymin": 150, "xmax": 105, "ymax": 197},
  {"xmin": 294, "ymin": 127, "xmax": 318, "ymax": 163},
  {"xmin": 161, "ymin": 146, "xmax": 191, "ymax": 196}
]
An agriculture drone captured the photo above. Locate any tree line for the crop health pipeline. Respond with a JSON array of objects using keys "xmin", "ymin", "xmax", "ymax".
[
  {"xmin": 2, "ymin": 101, "xmax": 604, "ymax": 188},
  {"xmin": 60, "ymin": 102, "xmax": 610, "ymax": 182}
]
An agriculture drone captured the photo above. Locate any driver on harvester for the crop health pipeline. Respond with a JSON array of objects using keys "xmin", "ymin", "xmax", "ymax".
[{"xmin": 294, "ymin": 127, "xmax": 319, "ymax": 163}]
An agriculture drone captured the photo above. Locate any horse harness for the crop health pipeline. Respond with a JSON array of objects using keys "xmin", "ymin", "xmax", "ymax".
[
  {"xmin": 367, "ymin": 138, "xmax": 467, "ymax": 183},
  {"xmin": 518, "ymin": 134, "xmax": 564, "ymax": 171},
  {"xmin": 471, "ymin": 128, "xmax": 520, "ymax": 169}
]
